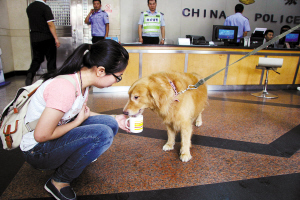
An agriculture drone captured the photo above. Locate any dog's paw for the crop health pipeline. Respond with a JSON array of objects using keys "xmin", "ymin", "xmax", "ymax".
[
  {"xmin": 180, "ymin": 153, "xmax": 192, "ymax": 162},
  {"xmin": 195, "ymin": 120, "xmax": 202, "ymax": 127},
  {"xmin": 163, "ymin": 143, "xmax": 174, "ymax": 151}
]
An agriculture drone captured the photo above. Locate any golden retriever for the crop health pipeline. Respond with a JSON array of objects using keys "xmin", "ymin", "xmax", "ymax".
[{"xmin": 123, "ymin": 71, "xmax": 208, "ymax": 162}]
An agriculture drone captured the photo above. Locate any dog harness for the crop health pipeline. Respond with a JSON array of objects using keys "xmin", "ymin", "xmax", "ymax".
[{"xmin": 169, "ymin": 81, "xmax": 179, "ymax": 102}]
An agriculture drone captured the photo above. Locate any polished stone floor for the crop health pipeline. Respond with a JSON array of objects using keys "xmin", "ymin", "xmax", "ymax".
[{"xmin": 0, "ymin": 76, "xmax": 300, "ymax": 200}]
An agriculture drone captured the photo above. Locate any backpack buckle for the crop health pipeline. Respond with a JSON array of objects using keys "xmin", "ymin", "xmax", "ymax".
[{"xmin": 25, "ymin": 122, "xmax": 34, "ymax": 132}]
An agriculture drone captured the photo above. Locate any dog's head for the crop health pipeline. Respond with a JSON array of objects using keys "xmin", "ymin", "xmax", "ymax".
[
  {"xmin": 123, "ymin": 76, "xmax": 171, "ymax": 117},
  {"xmin": 123, "ymin": 80, "xmax": 151, "ymax": 117}
]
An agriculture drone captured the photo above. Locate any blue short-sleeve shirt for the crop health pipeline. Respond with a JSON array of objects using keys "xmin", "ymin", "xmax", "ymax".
[
  {"xmin": 224, "ymin": 13, "xmax": 251, "ymax": 41},
  {"xmin": 138, "ymin": 10, "xmax": 165, "ymax": 37},
  {"xmin": 89, "ymin": 10, "xmax": 109, "ymax": 37}
]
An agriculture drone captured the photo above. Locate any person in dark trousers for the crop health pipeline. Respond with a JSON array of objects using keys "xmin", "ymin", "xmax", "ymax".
[
  {"xmin": 26, "ymin": 0, "xmax": 60, "ymax": 86},
  {"xmin": 138, "ymin": 0, "xmax": 166, "ymax": 44}
]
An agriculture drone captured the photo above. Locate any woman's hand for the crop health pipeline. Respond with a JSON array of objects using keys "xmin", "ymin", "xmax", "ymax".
[
  {"xmin": 74, "ymin": 103, "xmax": 90, "ymax": 125},
  {"xmin": 115, "ymin": 114, "xmax": 130, "ymax": 132},
  {"xmin": 34, "ymin": 104, "xmax": 90, "ymax": 143}
]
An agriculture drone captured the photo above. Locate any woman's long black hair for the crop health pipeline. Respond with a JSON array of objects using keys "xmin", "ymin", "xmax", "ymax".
[{"xmin": 42, "ymin": 39, "xmax": 129, "ymax": 81}]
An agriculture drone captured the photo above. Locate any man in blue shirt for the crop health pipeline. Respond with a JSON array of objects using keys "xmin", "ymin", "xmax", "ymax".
[
  {"xmin": 85, "ymin": 0, "xmax": 109, "ymax": 43},
  {"xmin": 138, "ymin": 0, "xmax": 165, "ymax": 44},
  {"xmin": 224, "ymin": 4, "xmax": 251, "ymax": 43}
]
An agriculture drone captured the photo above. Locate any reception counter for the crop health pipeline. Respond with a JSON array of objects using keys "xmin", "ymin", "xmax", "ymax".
[{"xmin": 94, "ymin": 45, "xmax": 300, "ymax": 92}]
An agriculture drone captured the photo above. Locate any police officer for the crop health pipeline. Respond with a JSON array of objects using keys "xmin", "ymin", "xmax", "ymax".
[
  {"xmin": 138, "ymin": 0, "xmax": 165, "ymax": 44},
  {"xmin": 224, "ymin": 3, "xmax": 250, "ymax": 43},
  {"xmin": 85, "ymin": 0, "xmax": 109, "ymax": 44}
]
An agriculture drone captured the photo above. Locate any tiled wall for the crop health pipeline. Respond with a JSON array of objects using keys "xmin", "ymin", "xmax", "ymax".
[{"xmin": 0, "ymin": 0, "xmax": 31, "ymax": 73}]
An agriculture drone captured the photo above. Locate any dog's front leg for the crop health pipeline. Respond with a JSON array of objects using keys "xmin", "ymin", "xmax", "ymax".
[
  {"xmin": 163, "ymin": 125, "xmax": 176, "ymax": 151},
  {"xmin": 180, "ymin": 125, "xmax": 193, "ymax": 162}
]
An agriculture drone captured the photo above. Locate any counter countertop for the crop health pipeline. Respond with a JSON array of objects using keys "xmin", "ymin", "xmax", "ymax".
[{"xmin": 121, "ymin": 43, "xmax": 300, "ymax": 51}]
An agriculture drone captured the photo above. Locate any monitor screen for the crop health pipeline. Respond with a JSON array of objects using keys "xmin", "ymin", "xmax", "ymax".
[
  {"xmin": 218, "ymin": 29, "xmax": 235, "ymax": 40},
  {"xmin": 212, "ymin": 25, "xmax": 238, "ymax": 43},
  {"xmin": 285, "ymin": 33, "xmax": 299, "ymax": 43}
]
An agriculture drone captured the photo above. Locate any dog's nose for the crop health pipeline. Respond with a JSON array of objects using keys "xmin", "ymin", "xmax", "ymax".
[{"xmin": 123, "ymin": 111, "xmax": 129, "ymax": 115}]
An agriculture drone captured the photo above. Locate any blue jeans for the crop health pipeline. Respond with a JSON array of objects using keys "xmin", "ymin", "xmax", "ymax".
[{"xmin": 22, "ymin": 115, "xmax": 118, "ymax": 183}]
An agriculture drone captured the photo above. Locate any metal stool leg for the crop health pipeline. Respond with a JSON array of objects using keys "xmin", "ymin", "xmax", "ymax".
[{"xmin": 251, "ymin": 68, "xmax": 278, "ymax": 99}]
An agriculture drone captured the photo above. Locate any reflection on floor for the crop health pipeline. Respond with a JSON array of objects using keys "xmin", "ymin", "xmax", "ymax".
[{"xmin": 1, "ymin": 76, "xmax": 300, "ymax": 200}]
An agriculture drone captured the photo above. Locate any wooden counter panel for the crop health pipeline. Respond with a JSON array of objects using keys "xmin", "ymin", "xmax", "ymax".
[
  {"xmin": 115, "ymin": 46, "xmax": 300, "ymax": 89},
  {"xmin": 187, "ymin": 54, "xmax": 227, "ymax": 85},
  {"xmin": 114, "ymin": 53, "xmax": 139, "ymax": 86},
  {"xmin": 142, "ymin": 53, "xmax": 185, "ymax": 77},
  {"xmin": 295, "ymin": 66, "xmax": 300, "ymax": 84},
  {"xmin": 295, "ymin": 72, "xmax": 300, "ymax": 84},
  {"xmin": 226, "ymin": 55, "xmax": 264, "ymax": 85},
  {"xmin": 266, "ymin": 56, "xmax": 300, "ymax": 85}
]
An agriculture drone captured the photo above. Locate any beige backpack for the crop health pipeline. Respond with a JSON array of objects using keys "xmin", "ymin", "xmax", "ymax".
[{"xmin": 0, "ymin": 75, "xmax": 76, "ymax": 150}]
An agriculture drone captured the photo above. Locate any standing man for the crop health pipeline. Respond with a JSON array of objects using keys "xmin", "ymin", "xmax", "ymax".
[
  {"xmin": 224, "ymin": 3, "xmax": 250, "ymax": 43},
  {"xmin": 26, "ymin": 0, "xmax": 60, "ymax": 86},
  {"xmin": 138, "ymin": 0, "xmax": 165, "ymax": 44},
  {"xmin": 85, "ymin": 0, "xmax": 109, "ymax": 44}
]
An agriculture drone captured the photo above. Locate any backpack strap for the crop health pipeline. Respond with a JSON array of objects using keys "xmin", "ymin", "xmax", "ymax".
[
  {"xmin": 56, "ymin": 75, "xmax": 78, "ymax": 96},
  {"xmin": 25, "ymin": 75, "xmax": 78, "ymax": 132}
]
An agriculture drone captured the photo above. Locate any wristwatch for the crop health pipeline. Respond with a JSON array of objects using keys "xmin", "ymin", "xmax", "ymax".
[{"xmin": 161, "ymin": 38, "xmax": 165, "ymax": 41}]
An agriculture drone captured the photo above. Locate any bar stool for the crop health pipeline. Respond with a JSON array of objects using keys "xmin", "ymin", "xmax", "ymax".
[{"xmin": 251, "ymin": 57, "xmax": 283, "ymax": 99}]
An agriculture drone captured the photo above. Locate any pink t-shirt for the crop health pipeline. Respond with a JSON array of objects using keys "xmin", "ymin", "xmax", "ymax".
[
  {"xmin": 44, "ymin": 75, "xmax": 83, "ymax": 112},
  {"xmin": 20, "ymin": 74, "xmax": 89, "ymax": 151}
]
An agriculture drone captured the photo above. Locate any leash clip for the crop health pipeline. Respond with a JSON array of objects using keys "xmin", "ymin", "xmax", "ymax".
[
  {"xmin": 187, "ymin": 85, "xmax": 197, "ymax": 90},
  {"xmin": 178, "ymin": 85, "xmax": 197, "ymax": 95}
]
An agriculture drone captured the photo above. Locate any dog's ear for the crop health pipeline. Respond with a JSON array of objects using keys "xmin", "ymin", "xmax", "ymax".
[
  {"xmin": 149, "ymin": 88, "xmax": 161, "ymax": 108},
  {"xmin": 148, "ymin": 86, "xmax": 171, "ymax": 113}
]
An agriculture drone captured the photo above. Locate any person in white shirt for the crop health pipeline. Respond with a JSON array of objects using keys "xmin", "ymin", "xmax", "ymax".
[
  {"xmin": 21, "ymin": 40, "xmax": 129, "ymax": 200},
  {"xmin": 263, "ymin": 29, "xmax": 278, "ymax": 48}
]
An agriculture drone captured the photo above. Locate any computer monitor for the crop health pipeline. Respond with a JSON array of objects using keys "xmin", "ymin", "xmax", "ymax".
[
  {"xmin": 212, "ymin": 25, "xmax": 238, "ymax": 44},
  {"xmin": 251, "ymin": 28, "xmax": 267, "ymax": 38},
  {"xmin": 284, "ymin": 31, "xmax": 300, "ymax": 48},
  {"xmin": 250, "ymin": 28, "xmax": 267, "ymax": 47},
  {"xmin": 285, "ymin": 31, "xmax": 300, "ymax": 42}
]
